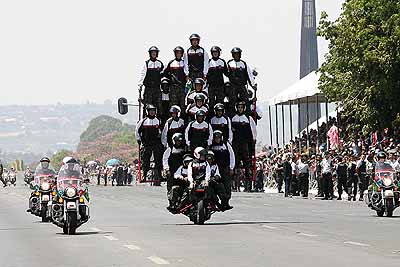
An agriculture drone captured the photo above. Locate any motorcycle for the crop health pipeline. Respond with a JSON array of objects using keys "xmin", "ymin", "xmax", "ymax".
[
  {"xmin": 29, "ymin": 173, "xmax": 56, "ymax": 222},
  {"xmin": 175, "ymin": 180, "xmax": 220, "ymax": 225},
  {"xmin": 24, "ymin": 172, "xmax": 33, "ymax": 185},
  {"xmin": 6, "ymin": 171, "xmax": 17, "ymax": 186},
  {"xmin": 50, "ymin": 163, "xmax": 90, "ymax": 235},
  {"xmin": 365, "ymin": 168, "xmax": 400, "ymax": 217}
]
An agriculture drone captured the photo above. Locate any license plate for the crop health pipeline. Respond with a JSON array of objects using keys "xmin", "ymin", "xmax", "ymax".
[
  {"xmin": 42, "ymin": 195, "xmax": 50, "ymax": 201},
  {"xmin": 67, "ymin": 202, "xmax": 76, "ymax": 210}
]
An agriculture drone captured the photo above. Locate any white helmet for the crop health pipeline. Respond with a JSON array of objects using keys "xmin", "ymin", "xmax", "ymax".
[
  {"xmin": 62, "ymin": 156, "xmax": 73, "ymax": 165},
  {"xmin": 194, "ymin": 147, "xmax": 207, "ymax": 160}
]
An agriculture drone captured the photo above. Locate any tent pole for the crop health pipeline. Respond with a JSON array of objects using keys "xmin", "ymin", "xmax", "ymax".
[
  {"xmin": 297, "ymin": 99, "xmax": 301, "ymax": 152},
  {"xmin": 281, "ymin": 104, "xmax": 285, "ymax": 146},
  {"xmin": 289, "ymin": 100, "xmax": 293, "ymax": 142},
  {"xmin": 316, "ymin": 94, "xmax": 320, "ymax": 152},
  {"xmin": 275, "ymin": 104, "xmax": 279, "ymax": 149},
  {"xmin": 269, "ymin": 105, "xmax": 273, "ymax": 146},
  {"xmin": 306, "ymin": 96, "xmax": 310, "ymax": 150},
  {"xmin": 325, "ymin": 101, "xmax": 329, "ymax": 150}
]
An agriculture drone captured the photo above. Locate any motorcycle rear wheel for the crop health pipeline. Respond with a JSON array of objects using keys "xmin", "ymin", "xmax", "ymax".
[
  {"xmin": 197, "ymin": 200, "xmax": 205, "ymax": 225},
  {"xmin": 386, "ymin": 200, "xmax": 394, "ymax": 217}
]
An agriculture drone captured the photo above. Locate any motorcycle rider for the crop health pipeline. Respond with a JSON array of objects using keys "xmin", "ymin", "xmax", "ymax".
[
  {"xmin": 159, "ymin": 77, "xmax": 171, "ymax": 124},
  {"xmin": 375, "ymin": 151, "xmax": 393, "ymax": 170},
  {"xmin": 184, "ymin": 34, "xmax": 209, "ymax": 80},
  {"xmin": 138, "ymin": 46, "xmax": 164, "ymax": 114},
  {"xmin": 185, "ymin": 78, "xmax": 209, "ymax": 106},
  {"xmin": 210, "ymin": 103, "xmax": 233, "ymax": 144},
  {"xmin": 231, "ymin": 101, "xmax": 257, "ymax": 185},
  {"xmin": 168, "ymin": 155, "xmax": 193, "ymax": 213},
  {"xmin": 227, "ymin": 47, "xmax": 257, "ymax": 113},
  {"xmin": 188, "ymin": 147, "xmax": 211, "ymax": 190},
  {"xmin": 210, "ymin": 130, "xmax": 235, "ymax": 209},
  {"xmin": 163, "ymin": 46, "xmax": 186, "ymax": 110},
  {"xmin": 135, "ymin": 104, "xmax": 163, "ymax": 185},
  {"xmin": 186, "ymin": 94, "xmax": 209, "ymax": 122},
  {"xmin": 161, "ymin": 105, "xmax": 186, "ymax": 148},
  {"xmin": 163, "ymin": 133, "xmax": 186, "ymax": 201},
  {"xmin": 206, "ymin": 151, "xmax": 231, "ymax": 210},
  {"xmin": 185, "ymin": 110, "xmax": 213, "ymax": 152},
  {"xmin": 206, "ymin": 46, "xmax": 229, "ymax": 111}
]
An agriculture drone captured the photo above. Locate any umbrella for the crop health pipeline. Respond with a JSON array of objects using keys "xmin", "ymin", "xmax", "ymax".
[
  {"xmin": 87, "ymin": 161, "xmax": 97, "ymax": 166},
  {"xmin": 106, "ymin": 159, "xmax": 119, "ymax": 166}
]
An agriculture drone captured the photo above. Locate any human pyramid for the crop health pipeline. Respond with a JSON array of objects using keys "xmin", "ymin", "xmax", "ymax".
[{"xmin": 135, "ymin": 33, "xmax": 260, "ymax": 213}]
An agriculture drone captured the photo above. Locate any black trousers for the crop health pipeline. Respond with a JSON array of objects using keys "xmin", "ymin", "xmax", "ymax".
[
  {"xmin": 299, "ymin": 173, "xmax": 309, "ymax": 197},
  {"xmin": 140, "ymin": 144, "xmax": 163, "ymax": 181},
  {"xmin": 337, "ymin": 175, "xmax": 348, "ymax": 196},
  {"xmin": 284, "ymin": 176, "xmax": 292, "ymax": 197},
  {"xmin": 291, "ymin": 175, "xmax": 300, "ymax": 196},
  {"xmin": 358, "ymin": 173, "xmax": 368, "ymax": 197},
  {"xmin": 276, "ymin": 174, "xmax": 283, "ymax": 192},
  {"xmin": 322, "ymin": 172, "xmax": 333, "ymax": 198}
]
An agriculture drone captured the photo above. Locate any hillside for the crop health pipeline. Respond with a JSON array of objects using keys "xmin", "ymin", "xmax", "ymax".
[{"xmin": 76, "ymin": 115, "xmax": 138, "ymax": 163}]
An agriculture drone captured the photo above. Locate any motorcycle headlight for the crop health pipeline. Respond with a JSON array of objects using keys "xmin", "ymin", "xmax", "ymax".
[
  {"xmin": 41, "ymin": 182, "xmax": 50, "ymax": 191},
  {"xmin": 383, "ymin": 178, "xmax": 393, "ymax": 187},
  {"xmin": 65, "ymin": 187, "xmax": 77, "ymax": 198}
]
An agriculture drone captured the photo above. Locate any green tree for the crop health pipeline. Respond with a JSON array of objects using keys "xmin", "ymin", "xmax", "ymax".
[
  {"xmin": 51, "ymin": 150, "xmax": 73, "ymax": 171},
  {"xmin": 318, "ymin": 0, "xmax": 400, "ymax": 130}
]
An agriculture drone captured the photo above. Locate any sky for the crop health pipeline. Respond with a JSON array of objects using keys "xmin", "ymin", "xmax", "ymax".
[{"xmin": 0, "ymin": 0, "xmax": 344, "ymax": 106}]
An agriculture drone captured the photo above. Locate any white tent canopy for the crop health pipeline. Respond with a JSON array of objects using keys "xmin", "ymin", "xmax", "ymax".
[{"xmin": 270, "ymin": 71, "xmax": 326, "ymax": 105}]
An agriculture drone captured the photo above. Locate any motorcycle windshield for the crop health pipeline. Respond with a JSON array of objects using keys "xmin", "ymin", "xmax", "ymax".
[
  {"xmin": 34, "ymin": 165, "xmax": 56, "ymax": 184},
  {"xmin": 57, "ymin": 163, "xmax": 84, "ymax": 190},
  {"xmin": 375, "ymin": 171, "xmax": 395, "ymax": 181}
]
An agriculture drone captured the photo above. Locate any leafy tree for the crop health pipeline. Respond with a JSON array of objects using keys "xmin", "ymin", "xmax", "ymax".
[
  {"xmin": 51, "ymin": 149, "xmax": 73, "ymax": 171},
  {"xmin": 318, "ymin": 0, "xmax": 400, "ymax": 131}
]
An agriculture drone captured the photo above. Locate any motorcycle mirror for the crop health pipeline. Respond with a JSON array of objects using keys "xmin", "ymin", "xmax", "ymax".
[{"xmin": 118, "ymin": 97, "xmax": 129, "ymax": 115}]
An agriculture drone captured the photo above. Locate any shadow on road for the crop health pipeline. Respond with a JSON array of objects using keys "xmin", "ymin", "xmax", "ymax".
[
  {"xmin": 55, "ymin": 231, "xmax": 113, "ymax": 236},
  {"xmin": 166, "ymin": 221, "xmax": 322, "ymax": 226}
]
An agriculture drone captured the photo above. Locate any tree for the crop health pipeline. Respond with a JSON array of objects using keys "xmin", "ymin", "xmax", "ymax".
[
  {"xmin": 51, "ymin": 150, "xmax": 73, "ymax": 171},
  {"xmin": 318, "ymin": 0, "xmax": 400, "ymax": 131}
]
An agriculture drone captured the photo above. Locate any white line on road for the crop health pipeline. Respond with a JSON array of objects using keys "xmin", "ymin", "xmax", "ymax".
[
  {"xmin": 91, "ymin": 227, "xmax": 102, "ymax": 232},
  {"xmin": 344, "ymin": 241, "xmax": 370, "ymax": 247},
  {"xmin": 262, "ymin": 225, "xmax": 278, "ymax": 230},
  {"xmin": 104, "ymin": 235, "xmax": 119, "ymax": 241},
  {"xmin": 297, "ymin": 232, "xmax": 318, "ymax": 237},
  {"xmin": 148, "ymin": 256, "xmax": 170, "ymax": 265},
  {"xmin": 124, "ymin": 244, "xmax": 141, "ymax": 251},
  {"xmin": 232, "ymin": 220, "xmax": 243, "ymax": 223}
]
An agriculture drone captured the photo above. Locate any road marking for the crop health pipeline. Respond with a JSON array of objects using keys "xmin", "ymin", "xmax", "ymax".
[
  {"xmin": 91, "ymin": 227, "xmax": 102, "ymax": 232},
  {"xmin": 148, "ymin": 256, "xmax": 170, "ymax": 265},
  {"xmin": 232, "ymin": 220, "xmax": 243, "ymax": 223},
  {"xmin": 297, "ymin": 232, "xmax": 317, "ymax": 237},
  {"xmin": 344, "ymin": 241, "xmax": 370, "ymax": 247},
  {"xmin": 104, "ymin": 235, "xmax": 118, "ymax": 241},
  {"xmin": 262, "ymin": 225, "xmax": 278, "ymax": 230},
  {"xmin": 124, "ymin": 244, "xmax": 141, "ymax": 251}
]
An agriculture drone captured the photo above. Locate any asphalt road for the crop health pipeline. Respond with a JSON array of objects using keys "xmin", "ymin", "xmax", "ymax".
[{"xmin": 1, "ymin": 178, "xmax": 400, "ymax": 267}]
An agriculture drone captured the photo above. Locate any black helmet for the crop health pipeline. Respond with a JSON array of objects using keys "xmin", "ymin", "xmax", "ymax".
[
  {"xmin": 377, "ymin": 151, "xmax": 387, "ymax": 159},
  {"xmin": 231, "ymin": 47, "xmax": 242, "ymax": 54},
  {"xmin": 213, "ymin": 130, "xmax": 223, "ymax": 138},
  {"xmin": 195, "ymin": 109, "xmax": 206, "ymax": 118},
  {"xmin": 169, "ymin": 105, "xmax": 181, "ymax": 114},
  {"xmin": 172, "ymin": 133, "xmax": 184, "ymax": 144},
  {"xmin": 214, "ymin": 103, "xmax": 225, "ymax": 112},
  {"xmin": 189, "ymin": 33, "xmax": 200, "ymax": 40},
  {"xmin": 194, "ymin": 94, "xmax": 206, "ymax": 102},
  {"xmin": 146, "ymin": 104, "xmax": 157, "ymax": 112},
  {"xmin": 236, "ymin": 101, "xmax": 247, "ymax": 112},
  {"xmin": 210, "ymin": 46, "xmax": 221, "ymax": 53},
  {"xmin": 194, "ymin": 78, "xmax": 205, "ymax": 85},
  {"xmin": 173, "ymin": 46, "xmax": 184, "ymax": 53},
  {"xmin": 148, "ymin": 46, "xmax": 160, "ymax": 53},
  {"xmin": 40, "ymin": 157, "xmax": 51, "ymax": 163}
]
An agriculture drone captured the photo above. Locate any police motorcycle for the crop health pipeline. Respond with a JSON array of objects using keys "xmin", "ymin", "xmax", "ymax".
[
  {"xmin": 24, "ymin": 168, "xmax": 33, "ymax": 185},
  {"xmin": 50, "ymin": 160, "xmax": 90, "ymax": 235},
  {"xmin": 175, "ymin": 148, "xmax": 220, "ymax": 225},
  {"xmin": 6, "ymin": 168, "xmax": 17, "ymax": 186},
  {"xmin": 365, "ymin": 161, "xmax": 399, "ymax": 217},
  {"xmin": 28, "ymin": 165, "xmax": 57, "ymax": 222}
]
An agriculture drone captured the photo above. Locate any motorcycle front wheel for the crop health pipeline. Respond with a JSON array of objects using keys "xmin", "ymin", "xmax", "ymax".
[
  {"xmin": 41, "ymin": 205, "xmax": 49, "ymax": 222},
  {"xmin": 386, "ymin": 199, "xmax": 394, "ymax": 217},
  {"xmin": 66, "ymin": 212, "xmax": 77, "ymax": 235},
  {"xmin": 196, "ymin": 200, "xmax": 206, "ymax": 225}
]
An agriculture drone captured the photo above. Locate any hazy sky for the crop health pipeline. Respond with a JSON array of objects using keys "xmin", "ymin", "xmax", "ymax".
[{"xmin": 0, "ymin": 0, "xmax": 344, "ymax": 106}]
